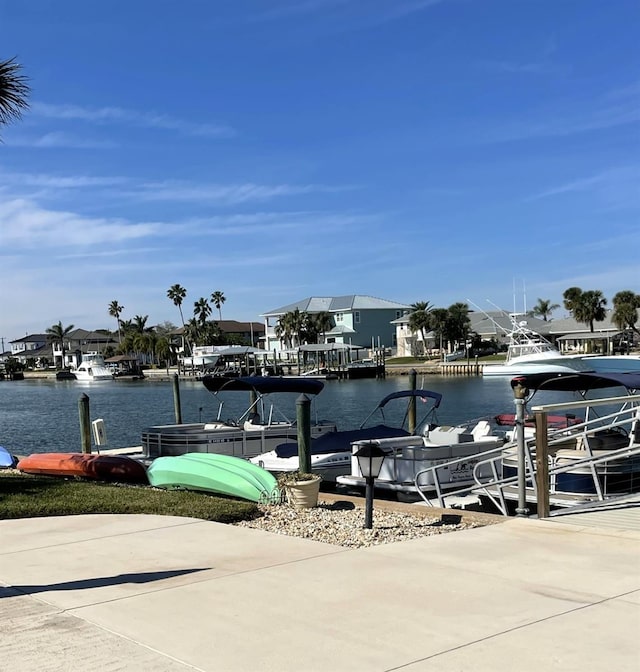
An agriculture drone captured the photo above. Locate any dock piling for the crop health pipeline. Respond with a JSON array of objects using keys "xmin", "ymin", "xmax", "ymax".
[{"xmin": 78, "ymin": 393, "xmax": 92, "ymax": 454}]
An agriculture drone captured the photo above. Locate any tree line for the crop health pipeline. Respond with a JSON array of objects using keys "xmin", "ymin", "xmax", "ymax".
[
  {"xmin": 407, "ymin": 289, "xmax": 639, "ymax": 356},
  {"xmin": 40, "ymin": 286, "xmax": 232, "ymax": 370},
  {"xmin": 527, "ymin": 289, "xmax": 639, "ymax": 335}
]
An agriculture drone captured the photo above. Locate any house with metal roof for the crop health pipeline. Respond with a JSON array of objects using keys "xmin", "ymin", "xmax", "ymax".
[
  {"xmin": 262, "ymin": 295, "xmax": 410, "ymax": 353},
  {"xmin": 394, "ymin": 311, "xmax": 560, "ymax": 357}
]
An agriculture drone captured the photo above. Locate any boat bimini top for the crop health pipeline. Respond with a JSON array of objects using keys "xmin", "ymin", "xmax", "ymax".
[
  {"xmin": 359, "ymin": 389, "xmax": 443, "ymax": 430},
  {"xmin": 510, "ymin": 371, "xmax": 640, "ymax": 396},
  {"xmin": 202, "ymin": 375, "xmax": 325, "ymax": 396}
]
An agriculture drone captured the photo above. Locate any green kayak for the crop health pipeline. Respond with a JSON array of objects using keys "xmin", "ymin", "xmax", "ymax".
[{"xmin": 147, "ymin": 453, "xmax": 280, "ymax": 503}]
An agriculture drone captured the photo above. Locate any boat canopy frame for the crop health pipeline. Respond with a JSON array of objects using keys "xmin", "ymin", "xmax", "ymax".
[{"xmin": 359, "ymin": 388, "xmax": 443, "ymax": 431}]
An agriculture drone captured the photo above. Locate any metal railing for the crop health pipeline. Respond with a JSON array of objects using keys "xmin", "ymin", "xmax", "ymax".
[{"xmin": 412, "ymin": 393, "xmax": 640, "ymax": 517}]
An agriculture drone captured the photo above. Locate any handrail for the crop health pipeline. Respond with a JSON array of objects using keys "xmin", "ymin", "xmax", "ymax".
[{"xmin": 412, "ymin": 396, "xmax": 640, "ymax": 515}]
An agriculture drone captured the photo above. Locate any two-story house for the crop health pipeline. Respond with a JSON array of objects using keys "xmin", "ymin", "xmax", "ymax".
[{"xmin": 262, "ymin": 295, "xmax": 410, "ymax": 353}]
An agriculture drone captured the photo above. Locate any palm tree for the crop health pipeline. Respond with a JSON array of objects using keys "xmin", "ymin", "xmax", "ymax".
[
  {"xmin": 46, "ymin": 321, "xmax": 75, "ymax": 369},
  {"xmin": 612, "ymin": 291, "xmax": 640, "ymax": 349},
  {"xmin": 530, "ymin": 298, "xmax": 559, "ymax": 322},
  {"xmin": 566, "ymin": 289, "xmax": 607, "ymax": 332},
  {"xmin": 0, "ymin": 57, "xmax": 29, "ymax": 138},
  {"xmin": 108, "ymin": 300, "xmax": 124, "ymax": 342},
  {"xmin": 430, "ymin": 308, "xmax": 449, "ymax": 359},
  {"xmin": 211, "ymin": 291, "xmax": 226, "ymax": 322},
  {"xmin": 194, "ymin": 297, "xmax": 212, "ymax": 325},
  {"xmin": 155, "ymin": 337, "xmax": 173, "ymax": 373},
  {"xmin": 132, "ymin": 314, "xmax": 150, "ymax": 333},
  {"xmin": 167, "ymin": 284, "xmax": 190, "ymax": 355},
  {"xmin": 274, "ymin": 315, "xmax": 293, "ymax": 349},
  {"xmin": 275, "ymin": 311, "xmax": 304, "ymax": 348},
  {"xmin": 445, "ymin": 303, "xmax": 471, "ymax": 350},
  {"xmin": 563, "ymin": 287, "xmax": 583, "ymax": 314},
  {"xmin": 312, "ymin": 311, "xmax": 334, "ymax": 344},
  {"xmin": 408, "ymin": 301, "xmax": 433, "ymax": 356},
  {"xmin": 184, "ymin": 317, "xmax": 202, "ymax": 347}
]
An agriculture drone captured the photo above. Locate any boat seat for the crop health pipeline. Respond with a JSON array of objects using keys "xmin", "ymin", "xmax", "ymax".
[{"xmin": 471, "ymin": 421, "xmax": 491, "ymax": 441}]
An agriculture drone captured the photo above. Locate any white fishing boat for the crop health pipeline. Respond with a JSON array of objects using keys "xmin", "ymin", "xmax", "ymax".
[
  {"xmin": 142, "ymin": 376, "xmax": 337, "ymax": 460},
  {"xmin": 482, "ymin": 315, "xmax": 593, "ymax": 377},
  {"xmin": 582, "ymin": 354, "xmax": 640, "ymax": 373},
  {"xmin": 72, "ymin": 353, "xmax": 114, "ymax": 381}
]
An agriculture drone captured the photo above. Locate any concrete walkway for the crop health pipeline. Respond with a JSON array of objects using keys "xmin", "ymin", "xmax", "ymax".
[{"xmin": 1, "ymin": 513, "xmax": 638, "ymax": 671}]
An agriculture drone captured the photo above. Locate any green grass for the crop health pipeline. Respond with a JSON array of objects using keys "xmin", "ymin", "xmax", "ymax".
[{"xmin": 0, "ymin": 471, "xmax": 258, "ymax": 522}]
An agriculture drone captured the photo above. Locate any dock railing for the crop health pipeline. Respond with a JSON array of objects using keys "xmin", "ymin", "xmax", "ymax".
[{"xmin": 413, "ymin": 393, "xmax": 640, "ymax": 517}]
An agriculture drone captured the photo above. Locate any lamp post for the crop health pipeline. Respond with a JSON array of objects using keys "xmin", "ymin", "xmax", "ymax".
[{"xmin": 354, "ymin": 442, "xmax": 390, "ymax": 529}]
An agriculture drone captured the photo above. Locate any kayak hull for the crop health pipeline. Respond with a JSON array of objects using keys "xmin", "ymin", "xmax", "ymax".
[
  {"xmin": 148, "ymin": 453, "xmax": 279, "ymax": 503},
  {"xmin": 17, "ymin": 453, "xmax": 148, "ymax": 484}
]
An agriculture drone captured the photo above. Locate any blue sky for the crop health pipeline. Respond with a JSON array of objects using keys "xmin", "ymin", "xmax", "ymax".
[{"xmin": 1, "ymin": 0, "xmax": 638, "ymax": 340}]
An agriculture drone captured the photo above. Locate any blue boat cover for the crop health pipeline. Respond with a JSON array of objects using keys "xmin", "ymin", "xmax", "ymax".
[
  {"xmin": 511, "ymin": 371, "xmax": 640, "ymax": 393},
  {"xmin": 202, "ymin": 375, "xmax": 324, "ymax": 395},
  {"xmin": 274, "ymin": 425, "xmax": 412, "ymax": 459}
]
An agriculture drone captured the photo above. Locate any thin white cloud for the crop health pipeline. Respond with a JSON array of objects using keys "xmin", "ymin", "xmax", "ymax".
[
  {"xmin": 527, "ymin": 174, "xmax": 606, "ymax": 200},
  {"xmin": 478, "ymin": 60, "xmax": 569, "ymax": 76},
  {"xmin": 134, "ymin": 181, "xmax": 356, "ymax": 204},
  {"xmin": 7, "ymin": 131, "xmax": 117, "ymax": 149},
  {"xmin": 482, "ymin": 83, "xmax": 640, "ymax": 142},
  {"xmin": 182, "ymin": 210, "xmax": 374, "ymax": 235},
  {"xmin": 0, "ymin": 171, "xmax": 129, "ymax": 189},
  {"xmin": 252, "ymin": 0, "xmax": 444, "ymax": 25},
  {"xmin": 0, "ymin": 198, "xmax": 162, "ymax": 247},
  {"xmin": 30, "ymin": 102, "xmax": 235, "ymax": 138},
  {"xmin": 527, "ymin": 166, "xmax": 640, "ymax": 210}
]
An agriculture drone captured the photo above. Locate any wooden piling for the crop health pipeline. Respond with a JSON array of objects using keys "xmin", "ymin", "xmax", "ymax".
[
  {"xmin": 408, "ymin": 368, "xmax": 417, "ymax": 433},
  {"xmin": 78, "ymin": 393, "xmax": 92, "ymax": 454},
  {"xmin": 172, "ymin": 373, "xmax": 182, "ymax": 424},
  {"xmin": 296, "ymin": 394, "xmax": 312, "ymax": 474}
]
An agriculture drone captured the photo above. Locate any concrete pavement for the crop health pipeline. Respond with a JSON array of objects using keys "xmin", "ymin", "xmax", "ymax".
[{"xmin": 1, "ymin": 512, "xmax": 638, "ymax": 672}]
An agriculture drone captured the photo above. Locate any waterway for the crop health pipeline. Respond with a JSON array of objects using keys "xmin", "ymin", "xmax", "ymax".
[{"xmin": 0, "ymin": 375, "xmax": 569, "ymax": 456}]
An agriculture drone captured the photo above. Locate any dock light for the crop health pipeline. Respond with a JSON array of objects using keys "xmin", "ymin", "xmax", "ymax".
[{"xmin": 355, "ymin": 442, "xmax": 390, "ymax": 529}]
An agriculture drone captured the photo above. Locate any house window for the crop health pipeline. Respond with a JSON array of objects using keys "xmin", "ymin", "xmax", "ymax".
[
  {"xmin": 396, "ymin": 311, "xmax": 401, "ymax": 319},
  {"xmin": 336, "ymin": 313, "xmax": 343, "ymax": 322},
  {"xmin": 354, "ymin": 311, "xmax": 360, "ymax": 324}
]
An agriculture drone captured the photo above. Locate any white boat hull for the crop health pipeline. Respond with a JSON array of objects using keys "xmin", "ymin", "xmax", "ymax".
[
  {"xmin": 337, "ymin": 427, "xmax": 502, "ymax": 496},
  {"xmin": 482, "ymin": 359, "xmax": 591, "ymax": 377}
]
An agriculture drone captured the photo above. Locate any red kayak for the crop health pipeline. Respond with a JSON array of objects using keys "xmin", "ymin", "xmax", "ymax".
[{"xmin": 17, "ymin": 453, "xmax": 148, "ymax": 484}]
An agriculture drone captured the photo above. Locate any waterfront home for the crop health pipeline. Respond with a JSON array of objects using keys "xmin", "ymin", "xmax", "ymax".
[{"xmin": 262, "ymin": 295, "xmax": 410, "ymax": 353}]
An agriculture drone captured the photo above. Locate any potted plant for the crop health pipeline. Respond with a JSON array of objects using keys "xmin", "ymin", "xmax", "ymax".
[{"xmin": 277, "ymin": 470, "xmax": 322, "ymax": 509}]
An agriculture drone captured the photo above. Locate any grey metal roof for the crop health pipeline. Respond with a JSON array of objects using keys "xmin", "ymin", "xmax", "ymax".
[
  {"xmin": 263, "ymin": 295, "xmax": 409, "ymax": 317},
  {"xmin": 326, "ymin": 324, "xmax": 356, "ymax": 335},
  {"xmin": 557, "ymin": 331, "xmax": 622, "ymax": 341}
]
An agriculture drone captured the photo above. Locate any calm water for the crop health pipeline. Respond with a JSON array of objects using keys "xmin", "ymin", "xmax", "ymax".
[{"xmin": 0, "ymin": 375, "xmax": 564, "ymax": 456}]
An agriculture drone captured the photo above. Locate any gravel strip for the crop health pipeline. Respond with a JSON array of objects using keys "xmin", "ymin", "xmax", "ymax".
[{"xmin": 233, "ymin": 498, "xmax": 483, "ymax": 548}]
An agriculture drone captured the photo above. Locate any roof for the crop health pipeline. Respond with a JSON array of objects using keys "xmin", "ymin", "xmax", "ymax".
[
  {"xmin": 546, "ymin": 310, "xmax": 621, "ymax": 335},
  {"xmin": 557, "ymin": 331, "xmax": 623, "ymax": 341},
  {"xmin": 10, "ymin": 334, "xmax": 48, "ymax": 343},
  {"xmin": 67, "ymin": 329, "xmax": 114, "ymax": 342},
  {"xmin": 326, "ymin": 324, "xmax": 356, "ymax": 335},
  {"xmin": 263, "ymin": 295, "xmax": 410, "ymax": 317}
]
